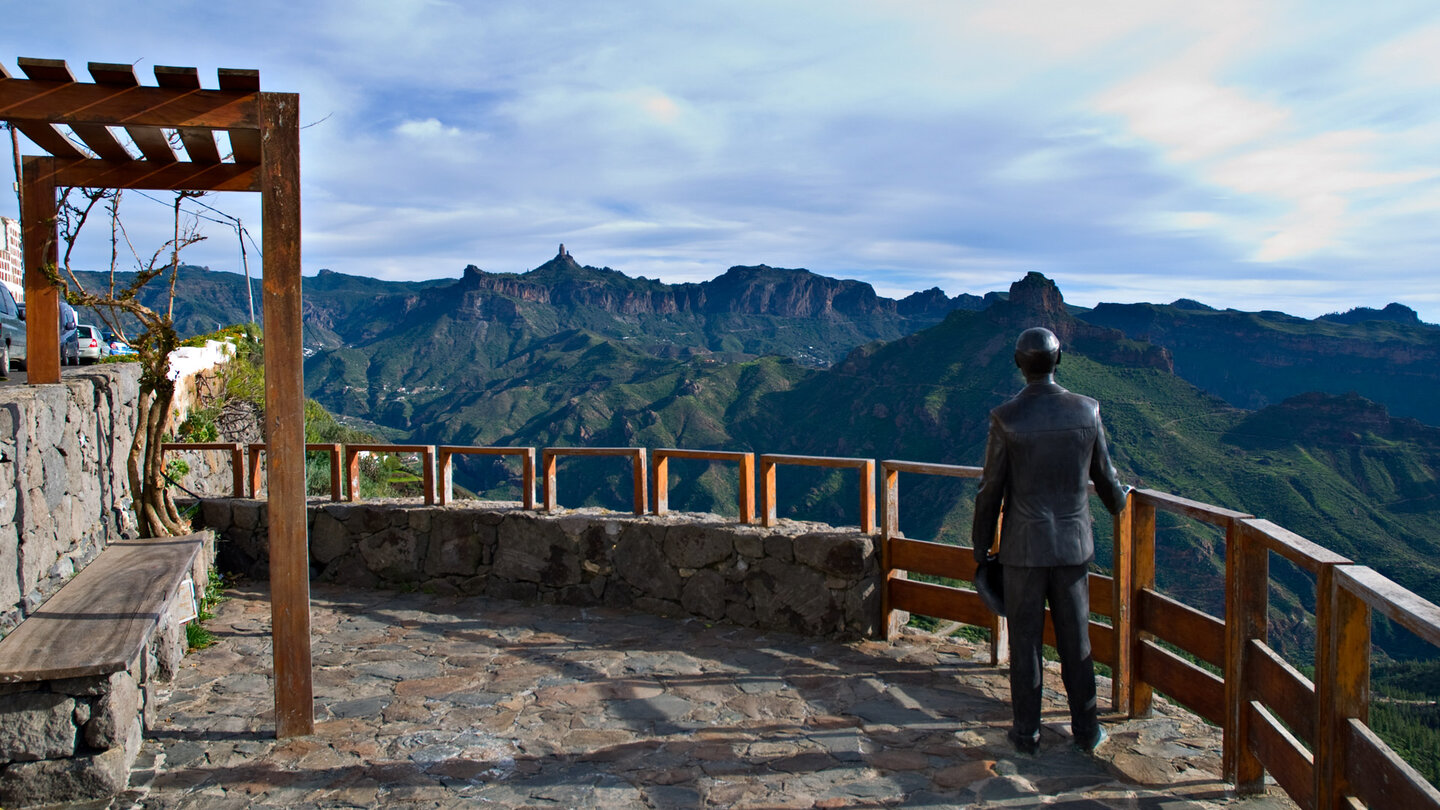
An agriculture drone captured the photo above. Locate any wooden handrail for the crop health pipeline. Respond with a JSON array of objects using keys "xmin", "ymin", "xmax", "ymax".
[
  {"xmin": 652, "ymin": 448, "xmax": 755, "ymax": 523},
  {"xmin": 1239, "ymin": 517, "xmax": 1352, "ymax": 574},
  {"xmin": 541, "ymin": 447, "xmax": 647, "ymax": 515},
  {"xmin": 759, "ymin": 453, "xmax": 876, "ymax": 533},
  {"xmin": 1132, "ymin": 488, "xmax": 1250, "ymax": 525},
  {"xmin": 159, "ymin": 442, "xmax": 245, "ymax": 497},
  {"xmin": 342, "ymin": 444, "xmax": 436, "ymax": 505},
  {"xmin": 436, "ymin": 446, "xmax": 536, "ymax": 508},
  {"xmin": 246, "ymin": 442, "xmax": 346, "ymax": 501}
]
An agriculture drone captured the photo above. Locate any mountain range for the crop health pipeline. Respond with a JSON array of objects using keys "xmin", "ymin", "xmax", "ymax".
[{"xmin": 74, "ymin": 251, "xmax": 1440, "ymax": 660}]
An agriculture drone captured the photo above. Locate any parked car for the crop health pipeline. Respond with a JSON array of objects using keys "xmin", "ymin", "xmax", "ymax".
[
  {"xmin": 103, "ymin": 330, "xmax": 137, "ymax": 357},
  {"xmin": 0, "ymin": 285, "xmax": 24, "ymax": 375},
  {"xmin": 59, "ymin": 302, "xmax": 79, "ymax": 365},
  {"xmin": 3, "ymin": 297, "xmax": 84, "ymax": 370},
  {"xmin": 76, "ymin": 324, "xmax": 108, "ymax": 364}
]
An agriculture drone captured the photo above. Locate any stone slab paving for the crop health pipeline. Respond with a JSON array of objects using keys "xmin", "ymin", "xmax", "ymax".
[{"xmin": 101, "ymin": 584, "xmax": 1297, "ymax": 809}]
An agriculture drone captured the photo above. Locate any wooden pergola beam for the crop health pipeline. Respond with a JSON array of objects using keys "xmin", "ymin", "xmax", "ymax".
[
  {"xmin": 0, "ymin": 80, "xmax": 258, "ymax": 130},
  {"xmin": 87, "ymin": 63, "xmax": 179, "ymax": 164},
  {"xmin": 34, "ymin": 158, "xmax": 261, "ymax": 192}
]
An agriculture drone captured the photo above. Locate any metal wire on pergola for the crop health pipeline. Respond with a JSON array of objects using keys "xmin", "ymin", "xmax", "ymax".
[{"xmin": 0, "ymin": 57, "xmax": 313, "ymax": 738}]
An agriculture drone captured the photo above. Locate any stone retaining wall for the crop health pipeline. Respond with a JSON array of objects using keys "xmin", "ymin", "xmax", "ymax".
[
  {"xmin": 0, "ymin": 366, "xmax": 139, "ymax": 638},
  {"xmin": 196, "ymin": 499, "xmax": 883, "ymax": 640}
]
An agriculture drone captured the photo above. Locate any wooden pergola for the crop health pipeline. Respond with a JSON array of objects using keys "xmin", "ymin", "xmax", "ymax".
[{"xmin": 0, "ymin": 58, "xmax": 312, "ymax": 737}]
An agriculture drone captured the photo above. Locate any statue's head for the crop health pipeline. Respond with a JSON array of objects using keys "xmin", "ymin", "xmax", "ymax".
[{"xmin": 1014, "ymin": 327, "xmax": 1061, "ymax": 378}]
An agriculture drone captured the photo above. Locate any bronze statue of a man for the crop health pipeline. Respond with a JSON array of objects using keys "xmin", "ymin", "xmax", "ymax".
[{"xmin": 971, "ymin": 326, "xmax": 1129, "ymax": 755}]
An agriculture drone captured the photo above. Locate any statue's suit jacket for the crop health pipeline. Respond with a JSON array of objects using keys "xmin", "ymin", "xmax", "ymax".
[{"xmin": 972, "ymin": 381, "xmax": 1128, "ymax": 567}]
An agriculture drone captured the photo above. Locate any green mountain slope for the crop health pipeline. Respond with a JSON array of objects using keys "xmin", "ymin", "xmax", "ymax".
[{"xmin": 1079, "ymin": 299, "xmax": 1440, "ymax": 425}]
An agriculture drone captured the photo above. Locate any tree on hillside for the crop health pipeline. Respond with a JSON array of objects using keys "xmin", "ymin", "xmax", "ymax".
[{"xmin": 43, "ymin": 186, "xmax": 207, "ymax": 536}]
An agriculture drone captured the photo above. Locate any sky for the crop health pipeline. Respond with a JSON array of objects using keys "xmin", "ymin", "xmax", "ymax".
[{"xmin": 5, "ymin": 0, "xmax": 1440, "ymax": 321}]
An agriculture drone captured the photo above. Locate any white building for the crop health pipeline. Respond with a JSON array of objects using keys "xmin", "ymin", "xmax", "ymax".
[{"xmin": 0, "ymin": 216, "xmax": 21, "ymax": 303}]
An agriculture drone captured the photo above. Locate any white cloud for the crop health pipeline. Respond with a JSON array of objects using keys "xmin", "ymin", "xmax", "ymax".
[
  {"xmin": 1096, "ymin": 79, "xmax": 1289, "ymax": 162},
  {"xmin": 1362, "ymin": 21, "xmax": 1440, "ymax": 87},
  {"xmin": 395, "ymin": 118, "xmax": 464, "ymax": 139}
]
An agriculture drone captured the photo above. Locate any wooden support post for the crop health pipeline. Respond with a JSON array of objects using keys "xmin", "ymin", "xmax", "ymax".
[
  {"xmin": 1318, "ymin": 569, "xmax": 1370, "ymax": 809},
  {"xmin": 21, "ymin": 156, "xmax": 59, "ymax": 384},
  {"xmin": 1111, "ymin": 494, "xmax": 1135, "ymax": 715},
  {"xmin": 1227, "ymin": 520, "xmax": 1268, "ymax": 792},
  {"xmin": 654, "ymin": 454, "xmax": 669, "ymax": 515},
  {"xmin": 738, "ymin": 453, "xmax": 754, "ymax": 524},
  {"xmin": 760, "ymin": 457, "xmax": 777, "ymax": 527},
  {"xmin": 859, "ymin": 459, "xmax": 876, "ymax": 534},
  {"xmin": 259, "ymin": 91, "xmax": 312, "ymax": 739}
]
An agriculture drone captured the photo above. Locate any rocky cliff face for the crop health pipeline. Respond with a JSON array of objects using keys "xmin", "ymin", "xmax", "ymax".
[
  {"xmin": 990, "ymin": 273, "xmax": 1174, "ymax": 373},
  {"xmin": 452, "ymin": 248, "xmax": 980, "ymax": 321}
]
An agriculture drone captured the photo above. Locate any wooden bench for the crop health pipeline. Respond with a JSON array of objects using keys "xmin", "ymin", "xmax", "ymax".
[
  {"xmin": 0, "ymin": 535, "xmax": 205, "ymax": 684},
  {"xmin": 0, "ymin": 533, "xmax": 208, "ymax": 808}
]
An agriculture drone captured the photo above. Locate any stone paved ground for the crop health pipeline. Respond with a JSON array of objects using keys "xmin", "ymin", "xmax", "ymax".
[{"xmin": 105, "ymin": 584, "xmax": 1298, "ymax": 809}]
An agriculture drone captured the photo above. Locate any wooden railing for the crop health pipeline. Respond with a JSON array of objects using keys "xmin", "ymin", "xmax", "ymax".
[
  {"xmin": 343, "ymin": 444, "xmax": 437, "ymax": 506},
  {"xmin": 653, "ymin": 448, "xmax": 755, "ymax": 523},
  {"xmin": 161, "ymin": 442, "xmax": 246, "ymax": 497},
  {"xmin": 162, "ymin": 439, "xmax": 1440, "ymax": 807},
  {"xmin": 541, "ymin": 447, "xmax": 648, "ymax": 515},
  {"xmin": 437, "ymin": 446, "xmax": 536, "ymax": 508},
  {"xmin": 760, "ymin": 453, "xmax": 876, "ymax": 533},
  {"xmin": 245, "ymin": 443, "xmax": 346, "ymax": 501}
]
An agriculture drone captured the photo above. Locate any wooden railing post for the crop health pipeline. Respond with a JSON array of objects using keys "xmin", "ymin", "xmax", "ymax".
[
  {"xmin": 1227, "ymin": 520, "xmax": 1269, "ymax": 793},
  {"xmin": 760, "ymin": 457, "xmax": 777, "ymax": 527},
  {"xmin": 859, "ymin": 459, "xmax": 876, "ymax": 534},
  {"xmin": 316, "ymin": 441, "xmax": 344, "ymax": 498},
  {"xmin": 542, "ymin": 449, "xmax": 558, "ymax": 511},
  {"xmin": 1126, "ymin": 497, "xmax": 1156, "ymax": 717},
  {"xmin": 1318, "ymin": 568, "xmax": 1370, "ymax": 809},
  {"xmin": 228, "ymin": 444, "xmax": 246, "ymax": 498},
  {"xmin": 1110, "ymin": 493, "xmax": 1135, "ymax": 715},
  {"xmin": 631, "ymin": 448, "xmax": 648, "ymax": 515},
  {"xmin": 421, "ymin": 445, "xmax": 436, "ymax": 506},
  {"xmin": 248, "ymin": 442, "xmax": 264, "ymax": 498},
  {"xmin": 345, "ymin": 446, "xmax": 361, "ymax": 503},
  {"xmin": 521, "ymin": 449, "xmax": 536, "ymax": 510},
  {"xmin": 738, "ymin": 453, "xmax": 755, "ymax": 524},
  {"xmin": 880, "ymin": 465, "xmax": 900, "ymax": 639},
  {"xmin": 438, "ymin": 448, "xmax": 454, "ymax": 506},
  {"xmin": 654, "ymin": 453, "xmax": 670, "ymax": 515}
]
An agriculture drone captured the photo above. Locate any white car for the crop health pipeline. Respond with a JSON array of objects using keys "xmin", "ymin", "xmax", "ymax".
[{"xmin": 76, "ymin": 324, "xmax": 108, "ymax": 364}]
